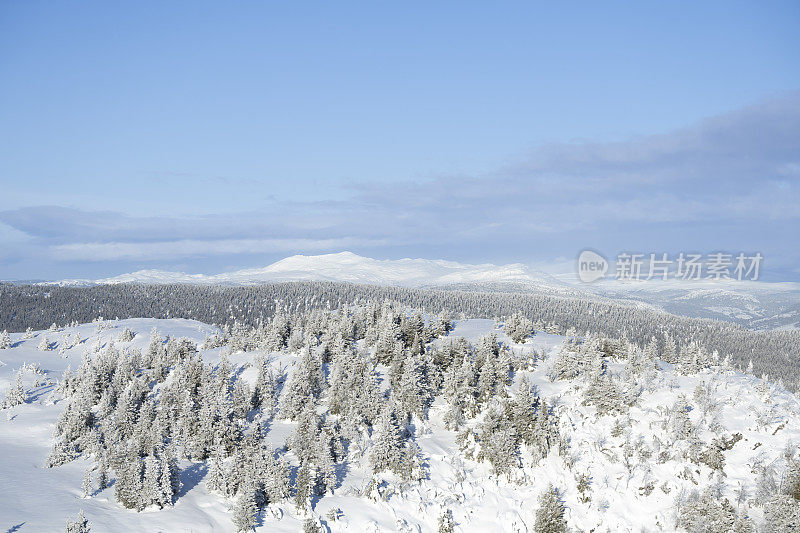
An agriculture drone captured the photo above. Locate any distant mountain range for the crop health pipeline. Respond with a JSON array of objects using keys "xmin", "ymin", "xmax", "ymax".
[
  {"xmin": 49, "ymin": 251, "xmax": 568, "ymax": 289},
  {"xmin": 36, "ymin": 251, "xmax": 800, "ymax": 331}
]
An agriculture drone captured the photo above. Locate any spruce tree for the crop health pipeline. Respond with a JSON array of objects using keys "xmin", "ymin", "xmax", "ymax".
[
  {"xmin": 142, "ymin": 454, "xmax": 162, "ymax": 507},
  {"xmin": 314, "ymin": 430, "xmax": 337, "ymax": 494},
  {"xmin": 65, "ymin": 509, "xmax": 91, "ymax": 533},
  {"xmin": 294, "ymin": 461, "xmax": 312, "ymax": 513},
  {"xmin": 159, "ymin": 447, "xmax": 178, "ymax": 506},
  {"xmin": 113, "ymin": 449, "xmax": 145, "ymax": 510},
  {"xmin": 231, "ymin": 485, "xmax": 258, "ymax": 532},
  {"xmin": 262, "ymin": 446, "xmax": 291, "ymax": 504},
  {"xmin": 783, "ymin": 456, "xmax": 800, "ymax": 501},
  {"xmin": 534, "ymin": 484, "xmax": 567, "ymax": 533},
  {"xmin": 4, "ymin": 371, "xmax": 26, "ymax": 407},
  {"xmin": 397, "ymin": 353, "xmax": 430, "ymax": 420},
  {"xmin": 38, "ymin": 335, "xmax": 51, "ymax": 351},
  {"xmin": 0, "ymin": 330, "xmax": 10, "ymax": 349},
  {"xmin": 206, "ymin": 444, "xmax": 228, "ymax": 495},
  {"xmin": 118, "ymin": 328, "xmax": 135, "ymax": 342},
  {"xmin": 82, "ymin": 467, "xmax": 93, "ymax": 498},
  {"xmin": 280, "ymin": 347, "xmax": 323, "ymax": 420},
  {"xmin": 438, "ymin": 509, "xmax": 456, "ymax": 533},
  {"xmin": 96, "ymin": 457, "xmax": 109, "ymax": 491},
  {"xmin": 512, "ymin": 376, "xmax": 539, "ymax": 446},
  {"xmin": 763, "ymin": 494, "xmax": 800, "ymax": 533},
  {"xmin": 662, "ymin": 332, "xmax": 677, "ymax": 364},
  {"xmin": 370, "ymin": 405, "xmax": 405, "ymax": 475}
]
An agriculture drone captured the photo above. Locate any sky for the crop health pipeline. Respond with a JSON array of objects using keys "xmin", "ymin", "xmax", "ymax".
[{"xmin": 0, "ymin": 1, "xmax": 799, "ymax": 281}]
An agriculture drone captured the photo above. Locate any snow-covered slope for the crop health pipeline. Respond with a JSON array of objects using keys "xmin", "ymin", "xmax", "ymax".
[
  {"xmin": 41, "ymin": 251, "xmax": 800, "ymax": 330},
  {"xmin": 1, "ymin": 319, "xmax": 799, "ymax": 531},
  {"xmin": 54, "ymin": 251, "xmax": 569, "ymax": 290},
  {"xmin": 597, "ymin": 283, "xmax": 800, "ymax": 331}
]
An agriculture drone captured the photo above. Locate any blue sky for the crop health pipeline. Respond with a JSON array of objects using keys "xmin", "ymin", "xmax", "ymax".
[{"xmin": 1, "ymin": 1, "xmax": 799, "ymax": 280}]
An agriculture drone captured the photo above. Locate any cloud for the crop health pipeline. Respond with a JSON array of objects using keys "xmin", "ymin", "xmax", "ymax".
[
  {"xmin": 0, "ymin": 222, "xmax": 32, "ymax": 244},
  {"xmin": 350, "ymin": 91, "xmax": 800, "ymax": 227},
  {"xmin": 1, "ymin": 92, "xmax": 798, "ymax": 277},
  {"xmin": 51, "ymin": 237, "xmax": 389, "ymax": 261}
]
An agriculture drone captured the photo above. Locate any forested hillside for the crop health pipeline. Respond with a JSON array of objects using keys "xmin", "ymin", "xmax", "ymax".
[
  {"xmin": 1, "ymin": 302, "xmax": 799, "ymax": 531},
  {"xmin": 2, "ymin": 282, "xmax": 798, "ymax": 392}
]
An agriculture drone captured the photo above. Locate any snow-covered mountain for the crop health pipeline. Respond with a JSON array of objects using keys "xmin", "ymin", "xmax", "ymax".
[
  {"xmin": 53, "ymin": 251, "xmax": 571, "ymax": 291},
  {"xmin": 47, "ymin": 251, "xmax": 800, "ymax": 330},
  {"xmin": 597, "ymin": 284, "xmax": 800, "ymax": 331}
]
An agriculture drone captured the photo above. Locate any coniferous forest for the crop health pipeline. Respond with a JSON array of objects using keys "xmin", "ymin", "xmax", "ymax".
[
  {"xmin": 2, "ymin": 282, "xmax": 798, "ymax": 391},
  {"xmin": 1, "ymin": 292, "xmax": 799, "ymax": 531}
]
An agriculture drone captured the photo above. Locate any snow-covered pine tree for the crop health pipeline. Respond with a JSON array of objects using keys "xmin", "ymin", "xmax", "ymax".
[
  {"xmin": 207, "ymin": 443, "xmax": 230, "ymax": 494},
  {"xmin": 583, "ymin": 356, "xmax": 625, "ymax": 415},
  {"xmin": 142, "ymin": 454, "xmax": 163, "ymax": 508},
  {"xmin": 231, "ymin": 484, "xmax": 258, "ymax": 532},
  {"xmin": 159, "ymin": 445, "xmax": 179, "ymax": 506},
  {"xmin": 0, "ymin": 330, "xmax": 10, "ymax": 349},
  {"xmin": 662, "ymin": 331, "xmax": 677, "ymax": 364},
  {"xmin": 314, "ymin": 430, "xmax": 337, "ymax": 494},
  {"xmin": 329, "ymin": 349, "xmax": 381, "ymax": 427},
  {"xmin": 438, "ymin": 509, "xmax": 455, "ymax": 533},
  {"xmin": 118, "ymin": 327, "xmax": 135, "ymax": 342},
  {"xmin": 784, "ymin": 455, "xmax": 800, "ymax": 501},
  {"xmin": 475, "ymin": 400, "xmax": 519, "ymax": 478},
  {"xmin": 4, "ymin": 370, "xmax": 26, "ymax": 408},
  {"xmin": 298, "ymin": 518, "xmax": 319, "ymax": 533},
  {"xmin": 431, "ymin": 313, "xmax": 452, "ymax": 338},
  {"xmin": 251, "ymin": 443, "xmax": 290, "ymax": 505},
  {"xmin": 375, "ymin": 319, "xmax": 402, "ymax": 365},
  {"xmin": 280, "ymin": 347, "xmax": 323, "ymax": 420},
  {"xmin": 505, "ymin": 313, "xmax": 534, "ymax": 343},
  {"xmin": 252, "ymin": 355, "xmax": 279, "ymax": 416},
  {"xmin": 441, "ymin": 366, "xmax": 466, "ymax": 431},
  {"xmin": 397, "ymin": 352, "xmax": 432, "ymax": 420},
  {"xmin": 531, "ymin": 397, "xmax": 558, "ymax": 462},
  {"xmin": 763, "ymin": 494, "xmax": 800, "ymax": 533},
  {"xmin": 676, "ymin": 341, "xmax": 702, "ymax": 375},
  {"xmin": 289, "ymin": 402, "xmax": 320, "ymax": 463},
  {"xmin": 65, "ymin": 509, "xmax": 91, "ymax": 533},
  {"xmin": 534, "ymin": 484, "xmax": 567, "ymax": 533},
  {"xmin": 677, "ymin": 489, "xmax": 754, "ymax": 533},
  {"xmin": 38, "ymin": 335, "xmax": 51, "ymax": 351},
  {"xmin": 82, "ymin": 467, "xmax": 93, "ymax": 498},
  {"xmin": 294, "ymin": 460, "xmax": 313, "ymax": 513},
  {"xmin": 512, "ymin": 376, "xmax": 539, "ymax": 446},
  {"xmin": 96, "ymin": 456, "xmax": 109, "ymax": 491},
  {"xmin": 370, "ymin": 404, "xmax": 405, "ymax": 476},
  {"xmin": 669, "ymin": 396, "xmax": 695, "ymax": 442},
  {"xmin": 443, "ymin": 355, "xmax": 478, "ymax": 428},
  {"xmin": 114, "ymin": 453, "xmax": 144, "ymax": 511},
  {"xmin": 226, "ymin": 448, "xmax": 251, "ymax": 498},
  {"xmin": 476, "ymin": 344, "xmax": 502, "ymax": 405},
  {"xmin": 399, "ymin": 440, "xmax": 426, "ymax": 482},
  {"xmin": 145, "ymin": 328, "xmax": 166, "ymax": 369}
]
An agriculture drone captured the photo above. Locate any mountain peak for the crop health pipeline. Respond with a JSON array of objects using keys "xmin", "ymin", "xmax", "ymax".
[{"xmin": 52, "ymin": 252, "xmax": 567, "ymax": 290}]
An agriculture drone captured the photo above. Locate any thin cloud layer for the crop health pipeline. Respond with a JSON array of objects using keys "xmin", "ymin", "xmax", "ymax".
[{"xmin": 1, "ymin": 93, "xmax": 798, "ymax": 279}]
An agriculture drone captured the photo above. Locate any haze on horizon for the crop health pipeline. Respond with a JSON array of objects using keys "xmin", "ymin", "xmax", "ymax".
[{"xmin": 1, "ymin": 2, "xmax": 799, "ymax": 282}]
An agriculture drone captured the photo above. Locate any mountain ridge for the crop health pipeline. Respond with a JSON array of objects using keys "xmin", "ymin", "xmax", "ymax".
[
  {"xmin": 49, "ymin": 251, "xmax": 569, "ymax": 289},
  {"xmin": 29, "ymin": 251, "xmax": 800, "ymax": 331}
]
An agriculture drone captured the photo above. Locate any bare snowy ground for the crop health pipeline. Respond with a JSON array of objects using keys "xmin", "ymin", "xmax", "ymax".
[{"xmin": 1, "ymin": 318, "xmax": 798, "ymax": 532}]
